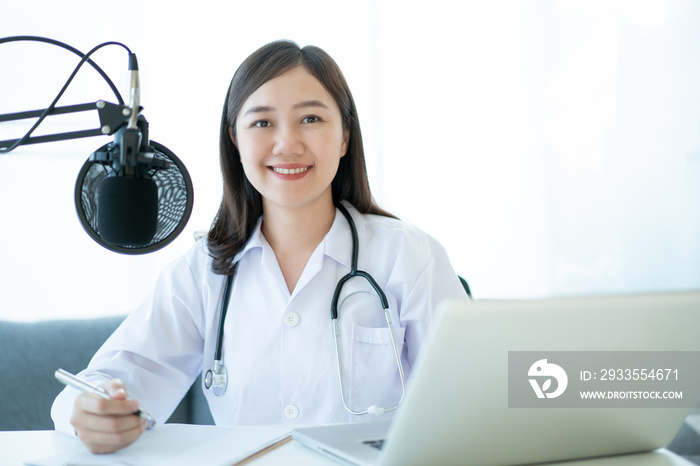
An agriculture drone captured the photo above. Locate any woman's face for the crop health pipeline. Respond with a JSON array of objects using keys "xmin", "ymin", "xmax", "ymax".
[{"xmin": 232, "ymin": 66, "xmax": 348, "ymax": 213}]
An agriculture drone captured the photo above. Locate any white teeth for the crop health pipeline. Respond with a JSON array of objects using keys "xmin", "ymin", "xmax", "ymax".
[{"xmin": 272, "ymin": 167, "xmax": 309, "ymax": 175}]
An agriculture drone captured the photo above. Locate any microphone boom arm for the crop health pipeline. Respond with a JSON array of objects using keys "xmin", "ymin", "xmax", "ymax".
[{"xmin": 0, "ymin": 100, "xmax": 132, "ymax": 149}]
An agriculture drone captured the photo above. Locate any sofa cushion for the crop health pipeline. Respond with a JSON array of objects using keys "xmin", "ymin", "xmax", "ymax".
[
  {"xmin": 0, "ymin": 315, "xmax": 127, "ymax": 430},
  {"xmin": 0, "ymin": 315, "xmax": 213, "ymax": 430}
]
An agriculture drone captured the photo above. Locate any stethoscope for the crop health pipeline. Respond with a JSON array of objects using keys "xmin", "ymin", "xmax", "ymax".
[{"xmin": 204, "ymin": 203, "xmax": 406, "ymax": 416}]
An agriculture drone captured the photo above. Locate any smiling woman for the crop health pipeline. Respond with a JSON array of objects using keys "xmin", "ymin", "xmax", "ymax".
[{"xmin": 51, "ymin": 39, "xmax": 467, "ymax": 453}]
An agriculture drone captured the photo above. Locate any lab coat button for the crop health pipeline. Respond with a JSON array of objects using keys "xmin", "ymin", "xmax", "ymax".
[
  {"xmin": 284, "ymin": 404, "xmax": 300, "ymax": 419},
  {"xmin": 284, "ymin": 312, "xmax": 300, "ymax": 327}
]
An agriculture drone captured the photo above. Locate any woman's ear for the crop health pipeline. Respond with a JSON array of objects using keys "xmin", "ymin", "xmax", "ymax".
[
  {"xmin": 340, "ymin": 129, "xmax": 349, "ymax": 157},
  {"xmin": 228, "ymin": 127, "xmax": 237, "ymax": 148}
]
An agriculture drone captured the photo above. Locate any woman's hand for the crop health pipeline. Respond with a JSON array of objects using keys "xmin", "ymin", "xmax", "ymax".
[{"xmin": 69, "ymin": 379, "xmax": 148, "ymax": 454}]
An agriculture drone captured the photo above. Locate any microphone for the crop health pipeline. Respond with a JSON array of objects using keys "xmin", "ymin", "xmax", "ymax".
[
  {"xmin": 96, "ymin": 56, "xmax": 157, "ymax": 247},
  {"xmin": 0, "ymin": 36, "xmax": 193, "ymax": 254},
  {"xmin": 75, "ymin": 125, "xmax": 193, "ymax": 254},
  {"xmin": 75, "ymin": 54, "xmax": 193, "ymax": 254}
]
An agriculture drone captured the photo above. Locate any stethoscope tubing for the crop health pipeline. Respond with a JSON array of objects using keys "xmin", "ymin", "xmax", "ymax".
[{"xmin": 214, "ymin": 264, "xmax": 237, "ymax": 363}]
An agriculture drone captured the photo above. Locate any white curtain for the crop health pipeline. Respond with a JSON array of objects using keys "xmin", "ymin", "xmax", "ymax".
[{"xmin": 1, "ymin": 0, "xmax": 698, "ymax": 320}]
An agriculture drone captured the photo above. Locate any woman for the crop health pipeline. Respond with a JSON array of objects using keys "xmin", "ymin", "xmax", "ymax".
[{"xmin": 52, "ymin": 40, "xmax": 467, "ymax": 453}]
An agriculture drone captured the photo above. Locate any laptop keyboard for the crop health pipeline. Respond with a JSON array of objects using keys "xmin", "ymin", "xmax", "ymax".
[{"xmin": 363, "ymin": 439, "xmax": 385, "ymax": 450}]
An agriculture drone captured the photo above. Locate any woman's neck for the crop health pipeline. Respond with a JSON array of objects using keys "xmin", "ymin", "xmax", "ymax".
[{"xmin": 261, "ymin": 200, "xmax": 337, "ymax": 293}]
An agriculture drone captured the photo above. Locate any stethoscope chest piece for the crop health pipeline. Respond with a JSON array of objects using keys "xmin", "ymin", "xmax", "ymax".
[{"xmin": 204, "ymin": 360, "xmax": 228, "ymax": 397}]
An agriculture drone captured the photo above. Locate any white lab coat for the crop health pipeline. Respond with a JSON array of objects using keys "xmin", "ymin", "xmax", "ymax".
[{"xmin": 51, "ymin": 202, "xmax": 467, "ymax": 434}]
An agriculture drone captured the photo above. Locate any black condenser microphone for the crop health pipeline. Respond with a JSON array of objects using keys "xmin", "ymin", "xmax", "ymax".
[
  {"xmin": 94, "ymin": 53, "xmax": 158, "ymax": 248},
  {"xmin": 74, "ymin": 53, "xmax": 193, "ymax": 254}
]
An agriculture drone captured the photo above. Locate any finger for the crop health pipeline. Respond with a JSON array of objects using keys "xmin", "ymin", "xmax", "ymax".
[
  {"xmin": 102, "ymin": 379, "xmax": 129, "ymax": 399},
  {"xmin": 75, "ymin": 392, "xmax": 140, "ymax": 416},
  {"xmin": 71, "ymin": 400, "xmax": 144, "ymax": 439},
  {"xmin": 78, "ymin": 418, "xmax": 147, "ymax": 454},
  {"xmin": 75, "ymin": 408, "xmax": 145, "ymax": 432}
]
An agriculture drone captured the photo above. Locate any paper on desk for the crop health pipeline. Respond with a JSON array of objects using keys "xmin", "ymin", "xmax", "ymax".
[{"xmin": 24, "ymin": 423, "xmax": 292, "ymax": 466}]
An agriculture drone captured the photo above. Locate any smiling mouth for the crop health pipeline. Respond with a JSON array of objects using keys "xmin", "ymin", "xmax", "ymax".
[{"xmin": 271, "ymin": 166, "xmax": 310, "ymax": 175}]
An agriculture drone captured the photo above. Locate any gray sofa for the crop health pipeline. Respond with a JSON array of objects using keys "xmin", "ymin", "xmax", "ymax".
[{"xmin": 0, "ymin": 315, "xmax": 213, "ymax": 431}]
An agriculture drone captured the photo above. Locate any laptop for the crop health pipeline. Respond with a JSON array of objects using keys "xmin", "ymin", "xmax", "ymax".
[{"xmin": 293, "ymin": 291, "xmax": 700, "ymax": 465}]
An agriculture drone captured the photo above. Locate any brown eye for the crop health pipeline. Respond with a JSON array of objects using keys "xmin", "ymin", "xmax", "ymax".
[{"xmin": 302, "ymin": 115, "xmax": 320, "ymax": 124}]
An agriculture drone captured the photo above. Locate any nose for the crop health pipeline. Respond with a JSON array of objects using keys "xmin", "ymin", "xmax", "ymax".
[{"xmin": 273, "ymin": 124, "xmax": 304, "ymax": 157}]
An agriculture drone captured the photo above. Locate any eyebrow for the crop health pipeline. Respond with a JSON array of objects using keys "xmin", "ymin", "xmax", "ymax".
[
  {"xmin": 243, "ymin": 105, "xmax": 275, "ymax": 116},
  {"xmin": 243, "ymin": 100, "xmax": 329, "ymax": 116},
  {"xmin": 293, "ymin": 100, "xmax": 329, "ymax": 110}
]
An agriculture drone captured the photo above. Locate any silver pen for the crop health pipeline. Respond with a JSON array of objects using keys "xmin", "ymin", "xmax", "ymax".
[{"xmin": 55, "ymin": 368, "xmax": 156, "ymax": 428}]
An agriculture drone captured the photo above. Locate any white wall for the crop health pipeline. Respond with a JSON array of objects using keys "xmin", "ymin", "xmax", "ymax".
[{"xmin": 1, "ymin": 0, "xmax": 699, "ymax": 321}]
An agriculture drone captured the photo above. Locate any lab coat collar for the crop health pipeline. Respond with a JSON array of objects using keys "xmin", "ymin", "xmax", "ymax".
[
  {"xmin": 323, "ymin": 200, "xmax": 362, "ymax": 271},
  {"xmin": 232, "ymin": 217, "xmax": 288, "ymax": 293},
  {"xmin": 231, "ymin": 200, "xmax": 362, "ymax": 272},
  {"xmin": 232, "ymin": 216, "xmax": 265, "ymax": 265}
]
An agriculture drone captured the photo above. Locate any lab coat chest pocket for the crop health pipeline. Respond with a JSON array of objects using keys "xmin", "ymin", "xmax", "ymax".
[{"xmin": 337, "ymin": 290, "xmax": 406, "ymax": 413}]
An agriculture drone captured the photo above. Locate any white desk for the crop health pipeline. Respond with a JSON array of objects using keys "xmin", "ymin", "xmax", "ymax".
[{"xmin": 1, "ymin": 428, "xmax": 696, "ymax": 466}]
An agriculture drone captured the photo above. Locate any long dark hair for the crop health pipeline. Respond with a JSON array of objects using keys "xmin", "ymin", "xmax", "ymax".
[{"xmin": 207, "ymin": 40, "xmax": 394, "ymax": 274}]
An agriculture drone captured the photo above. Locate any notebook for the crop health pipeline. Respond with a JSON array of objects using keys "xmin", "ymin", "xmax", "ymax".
[{"xmin": 293, "ymin": 291, "xmax": 700, "ymax": 465}]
